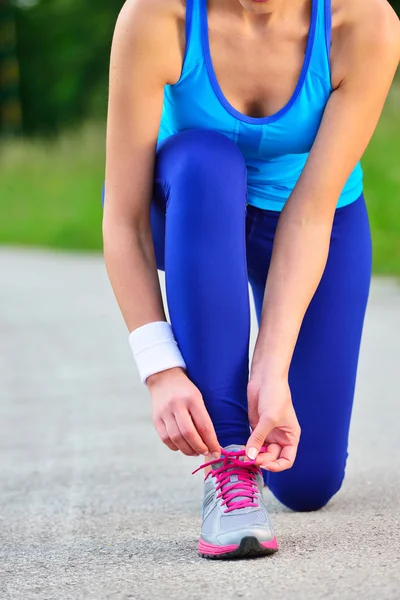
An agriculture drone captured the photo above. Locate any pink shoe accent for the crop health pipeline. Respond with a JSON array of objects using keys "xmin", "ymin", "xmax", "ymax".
[
  {"xmin": 198, "ymin": 539, "xmax": 239, "ymax": 555},
  {"xmin": 192, "ymin": 447, "xmax": 268, "ymax": 513},
  {"xmin": 261, "ymin": 538, "xmax": 279, "ymax": 550},
  {"xmin": 198, "ymin": 537, "xmax": 278, "ymax": 556}
]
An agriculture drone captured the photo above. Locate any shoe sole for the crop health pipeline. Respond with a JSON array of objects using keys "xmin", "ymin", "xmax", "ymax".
[{"xmin": 198, "ymin": 536, "xmax": 278, "ymax": 560}]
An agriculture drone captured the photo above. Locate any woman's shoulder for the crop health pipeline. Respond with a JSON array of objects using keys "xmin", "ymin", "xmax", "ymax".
[
  {"xmin": 113, "ymin": 0, "xmax": 186, "ymax": 86},
  {"xmin": 118, "ymin": 0, "xmax": 185, "ymax": 20},
  {"xmin": 331, "ymin": 0, "xmax": 400, "ymax": 46},
  {"xmin": 114, "ymin": 0, "xmax": 185, "ymax": 46},
  {"xmin": 330, "ymin": 0, "xmax": 399, "ymax": 88}
]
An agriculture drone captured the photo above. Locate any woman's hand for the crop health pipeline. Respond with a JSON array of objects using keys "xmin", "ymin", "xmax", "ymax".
[
  {"xmin": 147, "ymin": 367, "xmax": 221, "ymax": 459},
  {"xmin": 246, "ymin": 375, "xmax": 301, "ymax": 472}
]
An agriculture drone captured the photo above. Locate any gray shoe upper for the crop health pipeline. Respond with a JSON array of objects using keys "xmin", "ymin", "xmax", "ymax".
[{"xmin": 199, "ymin": 445, "xmax": 275, "ymax": 547}]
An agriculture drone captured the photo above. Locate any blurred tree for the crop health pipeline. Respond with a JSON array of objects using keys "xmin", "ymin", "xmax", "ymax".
[
  {"xmin": 14, "ymin": 0, "xmax": 120, "ymax": 135},
  {"xmin": 0, "ymin": 0, "xmax": 22, "ymax": 134}
]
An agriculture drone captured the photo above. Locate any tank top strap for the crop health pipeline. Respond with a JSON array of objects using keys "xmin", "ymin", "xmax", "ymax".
[
  {"xmin": 182, "ymin": 0, "xmax": 204, "ymax": 72},
  {"xmin": 308, "ymin": 0, "xmax": 332, "ymax": 86}
]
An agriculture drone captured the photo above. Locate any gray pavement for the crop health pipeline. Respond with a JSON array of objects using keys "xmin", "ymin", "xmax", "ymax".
[{"xmin": 1, "ymin": 248, "xmax": 400, "ymax": 600}]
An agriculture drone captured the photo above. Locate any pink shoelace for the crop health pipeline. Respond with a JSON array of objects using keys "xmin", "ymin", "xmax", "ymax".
[{"xmin": 193, "ymin": 447, "xmax": 266, "ymax": 513}]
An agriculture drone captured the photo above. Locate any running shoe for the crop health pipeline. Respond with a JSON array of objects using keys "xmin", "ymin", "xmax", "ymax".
[{"xmin": 193, "ymin": 444, "xmax": 278, "ymax": 559}]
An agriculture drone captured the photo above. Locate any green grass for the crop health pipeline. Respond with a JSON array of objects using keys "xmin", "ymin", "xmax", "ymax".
[
  {"xmin": 0, "ymin": 124, "xmax": 105, "ymax": 251},
  {"xmin": 361, "ymin": 84, "xmax": 400, "ymax": 275},
  {"xmin": 1, "ymin": 86, "xmax": 400, "ymax": 273}
]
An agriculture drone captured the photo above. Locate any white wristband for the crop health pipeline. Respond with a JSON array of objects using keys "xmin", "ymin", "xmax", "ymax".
[{"xmin": 129, "ymin": 321, "xmax": 186, "ymax": 385}]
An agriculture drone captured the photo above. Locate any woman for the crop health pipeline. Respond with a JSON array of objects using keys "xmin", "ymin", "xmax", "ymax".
[{"xmin": 103, "ymin": 0, "xmax": 399, "ymax": 559}]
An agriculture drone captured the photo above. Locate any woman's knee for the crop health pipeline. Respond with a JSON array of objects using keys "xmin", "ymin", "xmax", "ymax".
[
  {"xmin": 269, "ymin": 469, "xmax": 345, "ymax": 512},
  {"xmin": 156, "ymin": 129, "xmax": 247, "ymax": 200}
]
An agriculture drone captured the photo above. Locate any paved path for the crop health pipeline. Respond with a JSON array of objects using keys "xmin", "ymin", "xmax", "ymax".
[{"xmin": 1, "ymin": 249, "xmax": 399, "ymax": 600}]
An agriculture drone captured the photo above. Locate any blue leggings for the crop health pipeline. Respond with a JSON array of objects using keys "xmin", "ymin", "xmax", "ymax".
[{"xmin": 137, "ymin": 129, "xmax": 371, "ymax": 511}]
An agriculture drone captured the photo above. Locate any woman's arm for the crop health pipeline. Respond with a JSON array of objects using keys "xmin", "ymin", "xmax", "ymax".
[
  {"xmin": 104, "ymin": 0, "xmax": 220, "ymax": 459},
  {"xmin": 247, "ymin": 0, "xmax": 400, "ymax": 465},
  {"xmin": 104, "ymin": 0, "xmax": 177, "ymax": 330}
]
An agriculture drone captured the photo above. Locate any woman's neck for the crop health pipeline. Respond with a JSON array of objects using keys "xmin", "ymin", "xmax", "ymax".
[{"xmin": 211, "ymin": 0, "xmax": 309, "ymax": 30}]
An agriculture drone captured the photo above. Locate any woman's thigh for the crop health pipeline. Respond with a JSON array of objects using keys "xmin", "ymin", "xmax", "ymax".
[{"xmin": 248, "ymin": 196, "xmax": 372, "ymax": 511}]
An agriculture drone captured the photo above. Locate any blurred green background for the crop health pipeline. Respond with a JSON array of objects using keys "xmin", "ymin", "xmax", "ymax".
[{"xmin": 0, "ymin": 0, "xmax": 399, "ymax": 273}]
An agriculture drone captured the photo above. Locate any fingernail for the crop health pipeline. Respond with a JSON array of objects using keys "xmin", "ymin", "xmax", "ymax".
[
  {"xmin": 212, "ymin": 452, "xmax": 220, "ymax": 460},
  {"xmin": 248, "ymin": 447, "xmax": 258, "ymax": 460},
  {"xmin": 203, "ymin": 451, "xmax": 210, "ymax": 457}
]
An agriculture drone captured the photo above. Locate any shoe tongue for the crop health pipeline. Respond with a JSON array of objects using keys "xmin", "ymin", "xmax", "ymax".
[
  {"xmin": 224, "ymin": 444, "xmax": 246, "ymax": 453},
  {"xmin": 212, "ymin": 445, "xmax": 256, "ymax": 510},
  {"xmin": 210, "ymin": 445, "xmax": 246, "ymax": 471}
]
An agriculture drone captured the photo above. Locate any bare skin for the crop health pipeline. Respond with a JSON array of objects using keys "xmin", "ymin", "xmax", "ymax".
[{"xmin": 104, "ymin": 0, "xmax": 400, "ymax": 468}]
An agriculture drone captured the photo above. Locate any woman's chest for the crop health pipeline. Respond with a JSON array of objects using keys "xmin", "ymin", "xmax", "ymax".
[
  {"xmin": 163, "ymin": 66, "xmax": 328, "ymax": 158},
  {"xmin": 207, "ymin": 21, "xmax": 309, "ymax": 120}
]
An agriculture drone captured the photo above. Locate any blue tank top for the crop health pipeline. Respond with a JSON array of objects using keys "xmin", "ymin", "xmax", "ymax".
[{"xmin": 158, "ymin": 0, "xmax": 363, "ymax": 211}]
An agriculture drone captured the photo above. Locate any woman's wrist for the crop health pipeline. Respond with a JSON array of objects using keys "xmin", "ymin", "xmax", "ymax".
[
  {"xmin": 129, "ymin": 321, "xmax": 187, "ymax": 385},
  {"xmin": 251, "ymin": 323, "xmax": 297, "ymax": 381},
  {"xmin": 146, "ymin": 366, "xmax": 187, "ymax": 390},
  {"xmin": 250, "ymin": 348, "xmax": 290, "ymax": 382}
]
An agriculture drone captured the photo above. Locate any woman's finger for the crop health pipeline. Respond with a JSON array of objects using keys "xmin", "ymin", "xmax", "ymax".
[
  {"xmin": 164, "ymin": 417, "xmax": 199, "ymax": 457},
  {"xmin": 247, "ymin": 381, "xmax": 259, "ymax": 430},
  {"xmin": 190, "ymin": 402, "xmax": 221, "ymax": 459},
  {"xmin": 245, "ymin": 415, "xmax": 276, "ymax": 460},
  {"xmin": 174, "ymin": 410, "xmax": 208, "ymax": 456},
  {"xmin": 266, "ymin": 444, "xmax": 298, "ymax": 472},
  {"xmin": 255, "ymin": 444, "xmax": 281, "ymax": 468},
  {"xmin": 155, "ymin": 419, "xmax": 179, "ymax": 452}
]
